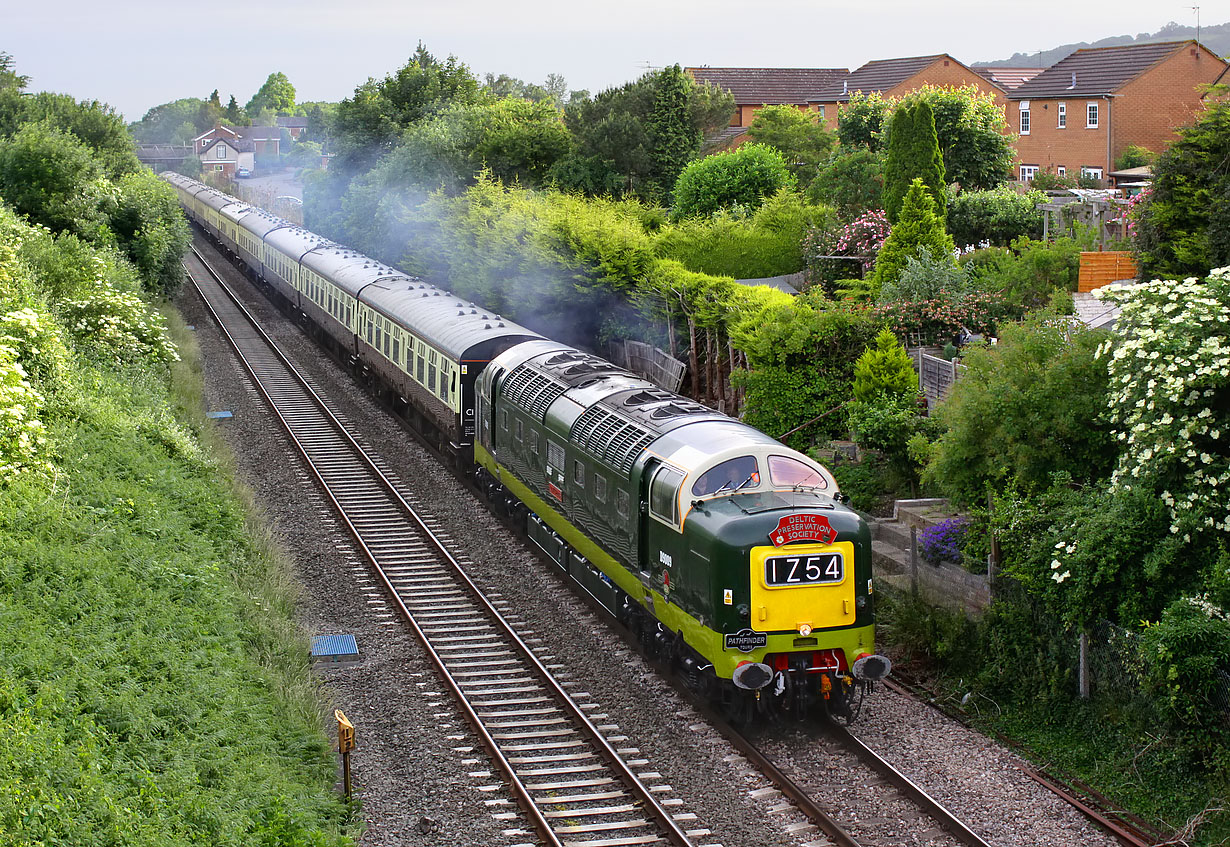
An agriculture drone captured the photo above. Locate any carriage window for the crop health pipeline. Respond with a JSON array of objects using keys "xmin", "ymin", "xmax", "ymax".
[
  {"xmin": 573, "ymin": 460, "xmax": 585, "ymax": 486},
  {"xmin": 428, "ymin": 363, "xmax": 436, "ymax": 392},
  {"xmin": 616, "ymin": 489, "xmax": 630, "ymax": 518},
  {"xmin": 595, "ymin": 473, "xmax": 608, "ymax": 503},
  {"xmin": 692, "ymin": 456, "xmax": 759, "ymax": 496},
  {"xmin": 649, "ymin": 466, "xmax": 685, "ymax": 525},
  {"xmin": 547, "ymin": 441, "xmax": 565, "ymax": 470},
  {"xmin": 391, "ymin": 333, "xmax": 399, "ymax": 363},
  {"xmin": 768, "ymin": 455, "xmax": 828, "ymax": 489},
  {"xmin": 439, "ymin": 366, "xmax": 449, "ymax": 402}
]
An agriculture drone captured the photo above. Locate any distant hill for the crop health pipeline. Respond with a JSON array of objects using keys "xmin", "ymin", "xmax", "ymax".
[{"xmin": 979, "ymin": 20, "xmax": 1230, "ymax": 68}]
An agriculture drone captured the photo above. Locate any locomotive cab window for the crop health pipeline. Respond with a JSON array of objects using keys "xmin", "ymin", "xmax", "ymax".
[
  {"xmin": 768, "ymin": 455, "xmax": 827, "ymax": 489},
  {"xmin": 692, "ymin": 455, "xmax": 759, "ymax": 497},
  {"xmin": 649, "ymin": 466, "xmax": 685, "ymax": 525}
]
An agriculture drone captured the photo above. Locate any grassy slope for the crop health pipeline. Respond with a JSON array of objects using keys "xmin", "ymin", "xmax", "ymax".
[{"xmin": 0, "ymin": 314, "xmax": 353, "ymax": 846}]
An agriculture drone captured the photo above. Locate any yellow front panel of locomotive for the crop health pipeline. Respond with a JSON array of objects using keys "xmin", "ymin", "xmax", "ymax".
[{"xmin": 748, "ymin": 542, "xmax": 856, "ymax": 633}]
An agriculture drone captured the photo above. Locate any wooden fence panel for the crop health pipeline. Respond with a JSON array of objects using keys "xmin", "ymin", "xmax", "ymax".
[{"xmin": 1078, "ymin": 251, "xmax": 1137, "ymax": 292}]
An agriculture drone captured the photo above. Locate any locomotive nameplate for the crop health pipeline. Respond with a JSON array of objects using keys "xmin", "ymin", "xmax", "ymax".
[
  {"xmin": 770, "ymin": 514, "xmax": 837, "ymax": 547},
  {"xmin": 725, "ymin": 628, "xmax": 768, "ymax": 652}
]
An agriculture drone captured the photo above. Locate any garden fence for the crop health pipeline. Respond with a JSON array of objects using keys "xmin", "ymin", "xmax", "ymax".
[
  {"xmin": 910, "ymin": 349, "xmax": 965, "ymax": 410},
  {"xmin": 608, "ymin": 340, "xmax": 686, "ymax": 393}
]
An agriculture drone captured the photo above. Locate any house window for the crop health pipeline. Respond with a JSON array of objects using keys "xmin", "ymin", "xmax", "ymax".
[
  {"xmin": 817, "ymin": 105, "xmax": 825, "ymax": 119},
  {"xmin": 216, "ymin": 146, "xmax": 225, "ymax": 159},
  {"xmin": 1081, "ymin": 167, "xmax": 1103, "ymax": 182},
  {"xmin": 1019, "ymin": 101, "xmax": 1030, "ymax": 135},
  {"xmin": 1087, "ymin": 102, "xmax": 1099, "ymax": 128},
  {"xmin": 1057, "ymin": 166, "xmax": 1066, "ymax": 176},
  {"xmin": 213, "ymin": 164, "xmax": 223, "ymax": 171},
  {"xmin": 1019, "ymin": 165, "xmax": 1039, "ymax": 182},
  {"xmin": 1057, "ymin": 102, "xmax": 1066, "ymax": 128}
]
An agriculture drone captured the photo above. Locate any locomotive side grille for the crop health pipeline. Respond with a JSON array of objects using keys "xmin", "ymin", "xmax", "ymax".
[
  {"xmin": 502, "ymin": 364, "xmax": 566, "ymax": 420},
  {"xmin": 573, "ymin": 406, "xmax": 655, "ymax": 474}
]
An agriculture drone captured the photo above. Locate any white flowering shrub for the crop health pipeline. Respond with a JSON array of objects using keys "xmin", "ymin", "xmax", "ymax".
[
  {"xmin": 0, "ymin": 343, "xmax": 50, "ymax": 480},
  {"xmin": 1094, "ymin": 269, "xmax": 1230, "ymax": 536},
  {"xmin": 61, "ymin": 290, "xmax": 180, "ymax": 367},
  {"xmin": 0, "ymin": 306, "xmax": 68, "ymax": 384}
]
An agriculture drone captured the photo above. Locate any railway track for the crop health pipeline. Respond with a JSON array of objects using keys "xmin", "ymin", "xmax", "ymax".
[
  {"xmin": 184, "ymin": 245, "xmax": 708, "ymax": 847},
  {"xmin": 184, "ymin": 233, "xmax": 1100, "ymax": 847}
]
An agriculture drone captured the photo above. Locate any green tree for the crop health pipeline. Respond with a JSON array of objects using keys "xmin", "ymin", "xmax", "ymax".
[
  {"xmin": 556, "ymin": 68, "xmax": 732, "ymax": 200},
  {"xmin": 246, "ymin": 71, "xmax": 296, "ymax": 115},
  {"xmin": 883, "ymin": 100, "xmax": 945, "ymax": 224},
  {"xmin": 924, "ymin": 313, "xmax": 1115, "ymax": 503},
  {"xmin": 394, "ymin": 98, "xmax": 570, "ymax": 191},
  {"xmin": 1134, "ymin": 98, "xmax": 1230, "ymax": 279},
  {"xmin": 5, "ymin": 92, "xmax": 139, "ymax": 176},
  {"xmin": 852, "ymin": 328, "xmax": 917, "ymax": 400},
  {"xmin": 897, "ymin": 85, "xmax": 1014, "ymax": 190},
  {"xmin": 0, "ymin": 52, "xmax": 29, "ymax": 92},
  {"xmin": 1114, "ymin": 144, "xmax": 1154, "ymax": 171},
  {"xmin": 837, "ymin": 91, "xmax": 889, "ymax": 151},
  {"xmin": 671, "ymin": 143, "xmax": 795, "ymax": 218},
  {"xmin": 647, "ymin": 65, "xmax": 702, "ymax": 201},
  {"xmin": 331, "ymin": 44, "xmax": 481, "ymax": 176},
  {"xmin": 871, "ymin": 178, "xmax": 955, "ymax": 291},
  {"xmin": 746, "ymin": 104, "xmax": 836, "ymax": 182},
  {"xmin": 0, "ymin": 121, "xmax": 110, "ymax": 237},
  {"xmin": 946, "ymin": 185, "xmax": 1044, "ymax": 247},
  {"xmin": 128, "ymin": 97, "xmax": 209, "ymax": 142},
  {"xmin": 807, "ymin": 149, "xmax": 885, "ymax": 219},
  {"xmin": 109, "ymin": 170, "xmax": 192, "ymax": 295},
  {"xmin": 224, "ymin": 94, "xmax": 243, "ymax": 123}
]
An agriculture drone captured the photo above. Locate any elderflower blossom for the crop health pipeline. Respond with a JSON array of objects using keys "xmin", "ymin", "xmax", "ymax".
[
  {"xmin": 1097, "ymin": 272, "xmax": 1230, "ymax": 534},
  {"xmin": 0, "ymin": 344, "xmax": 52, "ymax": 480},
  {"xmin": 62, "ymin": 291, "xmax": 180, "ymax": 366}
]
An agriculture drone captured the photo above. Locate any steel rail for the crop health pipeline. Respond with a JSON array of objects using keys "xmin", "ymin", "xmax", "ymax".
[
  {"xmin": 184, "ymin": 244, "xmax": 697, "ymax": 847},
  {"xmin": 823, "ymin": 720, "xmax": 993, "ymax": 847}
]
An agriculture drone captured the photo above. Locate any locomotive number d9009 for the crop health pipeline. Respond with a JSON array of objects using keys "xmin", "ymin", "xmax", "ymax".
[{"xmin": 763, "ymin": 552, "xmax": 844, "ymax": 586}]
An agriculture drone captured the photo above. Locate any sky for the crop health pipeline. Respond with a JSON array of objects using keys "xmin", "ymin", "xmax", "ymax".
[{"xmin": 4, "ymin": 1, "xmax": 1213, "ymax": 122}]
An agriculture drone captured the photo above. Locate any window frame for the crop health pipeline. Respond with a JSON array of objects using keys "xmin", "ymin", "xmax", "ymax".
[
  {"xmin": 1019, "ymin": 164, "xmax": 1039, "ymax": 182},
  {"xmin": 1018, "ymin": 101, "xmax": 1030, "ymax": 135},
  {"xmin": 1057, "ymin": 102, "xmax": 1066, "ymax": 129},
  {"xmin": 1086, "ymin": 102, "xmax": 1099, "ymax": 129}
]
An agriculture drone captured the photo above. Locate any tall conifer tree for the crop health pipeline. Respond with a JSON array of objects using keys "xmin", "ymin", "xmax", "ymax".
[
  {"xmin": 871, "ymin": 178, "xmax": 956, "ymax": 291},
  {"xmin": 647, "ymin": 64, "xmax": 702, "ymax": 201}
]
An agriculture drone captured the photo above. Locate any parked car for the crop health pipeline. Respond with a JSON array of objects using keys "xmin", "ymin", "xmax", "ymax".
[{"xmin": 236, "ymin": 167, "xmax": 251, "ymax": 178}]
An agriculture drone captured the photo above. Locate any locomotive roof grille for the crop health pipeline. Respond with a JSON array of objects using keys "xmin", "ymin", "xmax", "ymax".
[
  {"xmin": 572, "ymin": 406, "xmax": 656, "ymax": 475},
  {"xmin": 502, "ymin": 364, "xmax": 568, "ymax": 420}
]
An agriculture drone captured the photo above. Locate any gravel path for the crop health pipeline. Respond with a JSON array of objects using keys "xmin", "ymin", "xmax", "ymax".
[{"xmin": 178, "ymin": 236, "xmax": 1122, "ymax": 847}]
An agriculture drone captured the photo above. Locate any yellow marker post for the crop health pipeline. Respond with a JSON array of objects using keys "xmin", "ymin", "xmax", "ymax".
[{"xmin": 335, "ymin": 710, "xmax": 355, "ymax": 800}]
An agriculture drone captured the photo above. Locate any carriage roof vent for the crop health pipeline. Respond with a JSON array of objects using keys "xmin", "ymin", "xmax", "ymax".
[{"xmin": 484, "ymin": 323, "xmax": 492, "ymax": 329}]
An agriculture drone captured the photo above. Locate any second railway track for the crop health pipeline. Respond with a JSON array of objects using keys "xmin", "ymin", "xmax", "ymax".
[{"xmin": 184, "ymin": 245, "xmax": 708, "ymax": 847}]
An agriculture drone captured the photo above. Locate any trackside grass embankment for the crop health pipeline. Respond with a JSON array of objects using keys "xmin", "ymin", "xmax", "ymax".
[{"xmin": 0, "ymin": 312, "xmax": 354, "ymax": 846}]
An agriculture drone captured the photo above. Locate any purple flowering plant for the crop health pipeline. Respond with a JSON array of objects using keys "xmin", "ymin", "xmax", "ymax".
[{"xmin": 919, "ymin": 517, "xmax": 968, "ymax": 566}]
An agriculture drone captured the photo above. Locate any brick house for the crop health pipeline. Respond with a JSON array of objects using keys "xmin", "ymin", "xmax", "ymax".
[
  {"xmin": 277, "ymin": 116, "xmax": 308, "ymax": 141},
  {"xmin": 807, "ymin": 54, "xmax": 1007, "ymax": 131},
  {"xmin": 971, "ymin": 67, "xmax": 1043, "ymax": 91},
  {"xmin": 685, "ymin": 67, "xmax": 848, "ymax": 146},
  {"xmin": 192, "ymin": 124, "xmax": 281, "ymax": 159},
  {"xmin": 198, "ymin": 137, "xmax": 255, "ymax": 177},
  {"xmin": 1007, "ymin": 40, "xmax": 1227, "ymax": 183}
]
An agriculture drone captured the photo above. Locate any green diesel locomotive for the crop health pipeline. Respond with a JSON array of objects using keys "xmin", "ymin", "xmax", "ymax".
[{"xmin": 475, "ymin": 340, "xmax": 891, "ymax": 720}]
